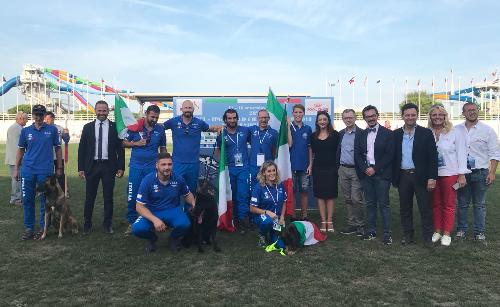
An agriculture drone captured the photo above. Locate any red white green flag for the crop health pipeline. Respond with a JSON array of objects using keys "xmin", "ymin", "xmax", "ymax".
[
  {"xmin": 114, "ymin": 94, "xmax": 144, "ymax": 139},
  {"xmin": 266, "ymin": 88, "xmax": 294, "ymax": 216},
  {"xmin": 217, "ymin": 129, "xmax": 235, "ymax": 232}
]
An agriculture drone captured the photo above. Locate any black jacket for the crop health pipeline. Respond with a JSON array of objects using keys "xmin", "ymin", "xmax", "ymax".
[
  {"xmin": 336, "ymin": 125, "xmax": 364, "ymax": 170},
  {"xmin": 392, "ymin": 125, "xmax": 438, "ymax": 187},
  {"xmin": 78, "ymin": 120, "xmax": 125, "ymax": 174},
  {"xmin": 354, "ymin": 125, "xmax": 394, "ymax": 180}
]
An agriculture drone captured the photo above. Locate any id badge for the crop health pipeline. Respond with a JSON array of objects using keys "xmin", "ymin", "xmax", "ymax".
[
  {"xmin": 467, "ymin": 155, "xmax": 476, "ymax": 169},
  {"xmin": 256, "ymin": 153, "xmax": 265, "ymax": 166},
  {"xmin": 437, "ymin": 152, "xmax": 446, "ymax": 167},
  {"xmin": 234, "ymin": 152, "xmax": 243, "ymax": 167},
  {"xmin": 273, "ymin": 218, "xmax": 282, "ymax": 232}
]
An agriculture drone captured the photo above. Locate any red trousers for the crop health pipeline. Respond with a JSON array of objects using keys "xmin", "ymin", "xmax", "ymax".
[{"xmin": 432, "ymin": 175, "xmax": 458, "ymax": 233}]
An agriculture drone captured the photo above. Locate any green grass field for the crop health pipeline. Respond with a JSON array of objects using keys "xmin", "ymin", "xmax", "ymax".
[{"xmin": 1, "ymin": 144, "xmax": 499, "ymax": 306}]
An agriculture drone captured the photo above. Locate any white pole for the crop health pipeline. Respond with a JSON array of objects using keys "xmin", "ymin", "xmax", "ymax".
[
  {"xmin": 432, "ymin": 76, "xmax": 435, "ymax": 104},
  {"xmin": 392, "ymin": 77, "xmax": 395, "ymax": 121},
  {"xmin": 86, "ymin": 76, "xmax": 89, "ymax": 118},
  {"xmin": 378, "ymin": 81, "xmax": 382, "ymax": 113},
  {"xmin": 352, "ymin": 81, "xmax": 355, "ymax": 109},
  {"xmin": 1, "ymin": 77, "xmax": 4, "ymax": 119},
  {"xmin": 364, "ymin": 76, "xmax": 368, "ymax": 106},
  {"xmin": 404, "ymin": 77, "xmax": 408, "ymax": 104},
  {"xmin": 418, "ymin": 81, "xmax": 421, "ymax": 119},
  {"xmin": 338, "ymin": 79, "xmax": 342, "ymax": 107},
  {"xmin": 16, "ymin": 86, "xmax": 19, "ymax": 113}
]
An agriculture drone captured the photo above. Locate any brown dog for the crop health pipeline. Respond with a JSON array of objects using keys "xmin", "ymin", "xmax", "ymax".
[{"xmin": 37, "ymin": 175, "xmax": 79, "ymax": 239}]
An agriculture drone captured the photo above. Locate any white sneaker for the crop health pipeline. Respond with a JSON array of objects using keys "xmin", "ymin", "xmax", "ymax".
[
  {"xmin": 431, "ymin": 232, "xmax": 442, "ymax": 243},
  {"xmin": 441, "ymin": 235, "xmax": 451, "ymax": 246}
]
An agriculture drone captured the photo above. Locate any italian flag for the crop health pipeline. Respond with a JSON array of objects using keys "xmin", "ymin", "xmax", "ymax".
[
  {"xmin": 267, "ymin": 88, "xmax": 294, "ymax": 216},
  {"xmin": 217, "ymin": 129, "xmax": 236, "ymax": 232},
  {"xmin": 114, "ymin": 94, "xmax": 144, "ymax": 139}
]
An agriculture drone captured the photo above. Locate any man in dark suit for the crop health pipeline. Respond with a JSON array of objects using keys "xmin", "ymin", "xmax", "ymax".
[
  {"xmin": 392, "ymin": 103, "xmax": 437, "ymax": 247},
  {"xmin": 78, "ymin": 100, "xmax": 125, "ymax": 234},
  {"xmin": 354, "ymin": 105, "xmax": 394, "ymax": 245},
  {"xmin": 336, "ymin": 109, "xmax": 365, "ymax": 237}
]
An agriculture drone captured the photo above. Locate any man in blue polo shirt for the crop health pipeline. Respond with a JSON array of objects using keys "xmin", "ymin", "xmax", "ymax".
[
  {"xmin": 132, "ymin": 152, "xmax": 195, "ymax": 253},
  {"xmin": 14, "ymin": 104, "xmax": 62, "ymax": 240},
  {"xmin": 123, "ymin": 105, "xmax": 167, "ymax": 234},
  {"xmin": 163, "ymin": 99, "xmax": 220, "ymax": 193},
  {"xmin": 216, "ymin": 108, "xmax": 252, "ymax": 233},
  {"xmin": 249, "ymin": 109, "xmax": 278, "ymax": 189},
  {"xmin": 287, "ymin": 104, "xmax": 313, "ymax": 220}
]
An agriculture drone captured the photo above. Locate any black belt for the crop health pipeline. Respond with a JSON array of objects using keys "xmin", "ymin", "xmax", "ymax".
[
  {"xmin": 94, "ymin": 159, "xmax": 109, "ymax": 163},
  {"xmin": 340, "ymin": 164, "xmax": 355, "ymax": 168},
  {"xmin": 401, "ymin": 168, "xmax": 416, "ymax": 174}
]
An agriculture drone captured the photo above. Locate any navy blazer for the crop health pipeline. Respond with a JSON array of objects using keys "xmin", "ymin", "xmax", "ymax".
[
  {"xmin": 336, "ymin": 125, "xmax": 364, "ymax": 170},
  {"xmin": 354, "ymin": 125, "xmax": 394, "ymax": 180},
  {"xmin": 78, "ymin": 119, "xmax": 125, "ymax": 174},
  {"xmin": 392, "ymin": 125, "xmax": 438, "ymax": 187}
]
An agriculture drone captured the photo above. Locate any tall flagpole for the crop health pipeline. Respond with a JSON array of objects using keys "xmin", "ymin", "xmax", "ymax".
[
  {"xmin": 418, "ymin": 79, "xmax": 421, "ymax": 118},
  {"xmin": 392, "ymin": 77, "xmax": 395, "ymax": 121},
  {"xmin": 364, "ymin": 76, "xmax": 368, "ymax": 106},
  {"xmin": 404, "ymin": 77, "xmax": 408, "ymax": 104},
  {"xmin": 378, "ymin": 80, "xmax": 382, "ymax": 113},
  {"xmin": 338, "ymin": 78, "xmax": 342, "ymax": 107},
  {"xmin": 432, "ymin": 76, "xmax": 435, "ymax": 103},
  {"xmin": 86, "ymin": 76, "xmax": 89, "ymax": 118},
  {"xmin": 1, "ymin": 75, "xmax": 4, "ymax": 119}
]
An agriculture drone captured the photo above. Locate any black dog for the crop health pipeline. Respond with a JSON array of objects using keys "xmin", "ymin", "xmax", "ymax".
[{"xmin": 182, "ymin": 179, "xmax": 221, "ymax": 253}]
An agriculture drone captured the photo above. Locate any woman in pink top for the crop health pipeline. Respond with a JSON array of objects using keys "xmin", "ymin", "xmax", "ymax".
[{"xmin": 428, "ymin": 105, "xmax": 469, "ymax": 246}]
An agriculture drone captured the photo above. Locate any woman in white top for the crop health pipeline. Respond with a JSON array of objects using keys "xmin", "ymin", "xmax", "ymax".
[{"xmin": 428, "ymin": 105, "xmax": 469, "ymax": 246}]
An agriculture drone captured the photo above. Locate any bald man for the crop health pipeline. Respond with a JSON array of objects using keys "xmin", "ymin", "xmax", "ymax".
[
  {"xmin": 164, "ymin": 100, "xmax": 220, "ymax": 194},
  {"xmin": 5, "ymin": 112, "xmax": 28, "ymax": 206}
]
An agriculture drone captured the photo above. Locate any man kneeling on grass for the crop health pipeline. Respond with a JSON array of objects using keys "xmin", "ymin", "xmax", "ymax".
[{"xmin": 132, "ymin": 152, "xmax": 195, "ymax": 253}]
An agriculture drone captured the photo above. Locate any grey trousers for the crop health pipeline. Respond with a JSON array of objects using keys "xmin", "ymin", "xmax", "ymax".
[
  {"xmin": 338, "ymin": 166, "xmax": 364, "ymax": 227},
  {"xmin": 8, "ymin": 165, "xmax": 22, "ymax": 204}
]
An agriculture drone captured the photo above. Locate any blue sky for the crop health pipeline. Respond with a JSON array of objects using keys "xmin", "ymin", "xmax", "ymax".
[{"xmin": 1, "ymin": 0, "xmax": 499, "ymax": 111}]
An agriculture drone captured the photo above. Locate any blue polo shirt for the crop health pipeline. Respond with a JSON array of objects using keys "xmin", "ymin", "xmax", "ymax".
[
  {"xmin": 289, "ymin": 122, "xmax": 312, "ymax": 171},
  {"xmin": 216, "ymin": 126, "xmax": 251, "ymax": 167},
  {"xmin": 164, "ymin": 116, "xmax": 209, "ymax": 163},
  {"xmin": 136, "ymin": 172, "xmax": 190, "ymax": 211},
  {"xmin": 126, "ymin": 124, "xmax": 167, "ymax": 168},
  {"xmin": 250, "ymin": 183, "xmax": 287, "ymax": 215},
  {"xmin": 249, "ymin": 125, "xmax": 278, "ymax": 166},
  {"xmin": 18, "ymin": 123, "xmax": 60, "ymax": 174}
]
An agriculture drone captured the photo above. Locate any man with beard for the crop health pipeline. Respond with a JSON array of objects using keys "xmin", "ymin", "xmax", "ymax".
[
  {"xmin": 249, "ymin": 109, "xmax": 278, "ymax": 190},
  {"xmin": 216, "ymin": 109, "xmax": 252, "ymax": 233},
  {"xmin": 132, "ymin": 152, "xmax": 195, "ymax": 253},
  {"xmin": 164, "ymin": 100, "xmax": 220, "ymax": 194},
  {"xmin": 78, "ymin": 100, "xmax": 125, "ymax": 235},
  {"xmin": 455, "ymin": 102, "xmax": 500, "ymax": 245},
  {"xmin": 122, "ymin": 105, "xmax": 167, "ymax": 234}
]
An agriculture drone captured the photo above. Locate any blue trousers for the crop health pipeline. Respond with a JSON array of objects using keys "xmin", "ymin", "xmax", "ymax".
[
  {"xmin": 253, "ymin": 214, "xmax": 279, "ymax": 243},
  {"xmin": 457, "ymin": 169, "xmax": 488, "ymax": 235},
  {"xmin": 21, "ymin": 172, "xmax": 51, "ymax": 231},
  {"xmin": 229, "ymin": 166, "xmax": 250, "ymax": 221},
  {"xmin": 173, "ymin": 161, "xmax": 199, "ymax": 194},
  {"xmin": 132, "ymin": 206, "xmax": 191, "ymax": 241},
  {"xmin": 361, "ymin": 175, "xmax": 392, "ymax": 236},
  {"xmin": 127, "ymin": 167, "xmax": 156, "ymax": 224}
]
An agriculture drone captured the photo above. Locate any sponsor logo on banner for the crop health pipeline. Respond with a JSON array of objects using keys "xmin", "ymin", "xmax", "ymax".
[
  {"xmin": 305, "ymin": 98, "xmax": 331, "ymax": 115},
  {"xmin": 175, "ymin": 98, "xmax": 202, "ymax": 116}
]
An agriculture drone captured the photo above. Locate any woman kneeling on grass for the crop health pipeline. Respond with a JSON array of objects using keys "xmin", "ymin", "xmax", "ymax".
[
  {"xmin": 250, "ymin": 161, "xmax": 287, "ymax": 247},
  {"xmin": 428, "ymin": 105, "xmax": 469, "ymax": 246}
]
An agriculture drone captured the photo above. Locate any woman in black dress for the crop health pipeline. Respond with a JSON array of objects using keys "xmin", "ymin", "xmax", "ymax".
[{"xmin": 311, "ymin": 111, "xmax": 340, "ymax": 233}]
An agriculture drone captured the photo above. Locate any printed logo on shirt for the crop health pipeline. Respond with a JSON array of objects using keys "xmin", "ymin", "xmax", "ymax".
[
  {"xmin": 302, "ymin": 133, "xmax": 308, "ymax": 140},
  {"xmin": 153, "ymin": 184, "xmax": 159, "ymax": 193},
  {"xmin": 137, "ymin": 194, "xmax": 142, "ymax": 200},
  {"xmin": 27, "ymin": 133, "xmax": 33, "ymax": 141},
  {"xmin": 251, "ymin": 197, "xmax": 257, "ymax": 202},
  {"xmin": 264, "ymin": 192, "xmax": 269, "ymax": 199},
  {"xmin": 170, "ymin": 181, "xmax": 178, "ymax": 187}
]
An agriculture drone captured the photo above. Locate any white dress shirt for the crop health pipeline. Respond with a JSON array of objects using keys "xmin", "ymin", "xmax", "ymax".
[
  {"xmin": 434, "ymin": 128, "xmax": 470, "ymax": 177},
  {"xmin": 94, "ymin": 119, "xmax": 109, "ymax": 160},
  {"xmin": 5, "ymin": 123, "xmax": 23, "ymax": 166},
  {"xmin": 455, "ymin": 121, "xmax": 500, "ymax": 170},
  {"xmin": 366, "ymin": 124, "xmax": 379, "ymax": 165}
]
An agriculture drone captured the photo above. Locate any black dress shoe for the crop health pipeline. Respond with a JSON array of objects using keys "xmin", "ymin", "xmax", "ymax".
[
  {"xmin": 144, "ymin": 240, "xmax": 157, "ymax": 253},
  {"xmin": 401, "ymin": 237, "xmax": 415, "ymax": 246},
  {"xmin": 104, "ymin": 226, "xmax": 114, "ymax": 234},
  {"xmin": 83, "ymin": 226, "xmax": 92, "ymax": 235}
]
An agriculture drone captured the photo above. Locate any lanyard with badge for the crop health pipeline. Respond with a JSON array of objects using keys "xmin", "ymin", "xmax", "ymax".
[
  {"xmin": 227, "ymin": 129, "xmax": 243, "ymax": 166},
  {"xmin": 265, "ymin": 185, "xmax": 282, "ymax": 231},
  {"xmin": 256, "ymin": 129, "xmax": 269, "ymax": 166}
]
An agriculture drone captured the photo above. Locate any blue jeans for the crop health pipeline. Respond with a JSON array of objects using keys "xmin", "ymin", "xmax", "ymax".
[
  {"xmin": 457, "ymin": 169, "xmax": 488, "ymax": 235},
  {"xmin": 229, "ymin": 166, "xmax": 250, "ymax": 221},
  {"xmin": 361, "ymin": 175, "xmax": 391, "ymax": 236},
  {"xmin": 126, "ymin": 167, "xmax": 156, "ymax": 224},
  {"xmin": 253, "ymin": 214, "xmax": 279, "ymax": 243},
  {"xmin": 173, "ymin": 161, "xmax": 200, "ymax": 194},
  {"xmin": 131, "ymin": 206, "xmax": 190, "ymax": 241},
  {"xmin": 21, "ymin": 172, "xmax": 51, "ymax": 231}
]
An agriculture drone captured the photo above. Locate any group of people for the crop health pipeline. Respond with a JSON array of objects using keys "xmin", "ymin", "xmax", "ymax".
[{"xmin": 6, "ymin": 98, "xmax": 499, "ymax": 252}]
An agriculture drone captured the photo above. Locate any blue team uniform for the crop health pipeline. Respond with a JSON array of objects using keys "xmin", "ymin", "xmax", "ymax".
[
  {"xmin": 216, "ymin": 126, "xmax": 251, "ymax": 221},
  {"xmin": 125, "ymin": 124, "xmax": 167, "ymax": 224},
  {"xmin": 18, "ymin": 123, "xmax": 61, "ymax": 231},
  {"xmin": 289, "ymin": 122, "xmax": 312, "ymax": 171},
  {"xmin": 250, "ymin": 182, "xmax": 287, "ymax": 242},
  {"xmin": 164, "ymin": 116, "xmax": 209, "ymax": 193},
  {"xmin": 131, "ymin": 172, "xmax": 191, "ymax": 242},
  {"xmin": 249, "ymin": 125, "xmax": 278, "ymax": 189}
]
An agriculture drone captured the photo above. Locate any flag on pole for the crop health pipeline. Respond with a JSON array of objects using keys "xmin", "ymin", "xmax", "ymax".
[
  {"xmin": 217, "ymin": 129, "xmax": 235, "ymax": 232},
  {"xmin": 348, "ymin": 76, "xmax": 355, "ymax": 85},
  {"xmin": 114, "ymin": 94, "xmax": 144, "ymax": 139},
  {"xmin": 2, "ymin": 75, "xmax": 6, "ymax": 83},
  {"xmin": 376, "ymin": 79, "xmax": 381, "ymax": 84},
  {"xmin": 363, "ymin": 76, "xmax": 367, "ymax": 87},
  {"xmin": 492, "ymin": 70, "xmax": 497, "ymax": 77},
  {"xmin": 266, "ymin": 88, "xmax": 294, "ymax": 216}
]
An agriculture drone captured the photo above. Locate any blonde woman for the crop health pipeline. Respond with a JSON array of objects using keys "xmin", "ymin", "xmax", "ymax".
[
  {"xmin": 250, "ymin": 161, "xmax": 287, "ymax": 247},
  {"xmin": 428, "ymin": 105, "xmax": 469, "ymax": 246}
]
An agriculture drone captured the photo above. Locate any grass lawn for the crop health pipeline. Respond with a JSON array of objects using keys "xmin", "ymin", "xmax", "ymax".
[{"xmin": 1, "ymin": 144, "xmax": 500, "ymax": 306}]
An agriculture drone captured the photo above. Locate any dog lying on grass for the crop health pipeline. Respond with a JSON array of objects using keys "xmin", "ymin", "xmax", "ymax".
[
  {"xmin": 281, "ymin": 220, "xmax": 327, "ymax": 255},
  {"xmin": 181, "ymin": 179, "xmax": 221, "ymax": 253},
  {"xmin": 36, "ymin": 175, "xmax": 79, "ymax": 240}
]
